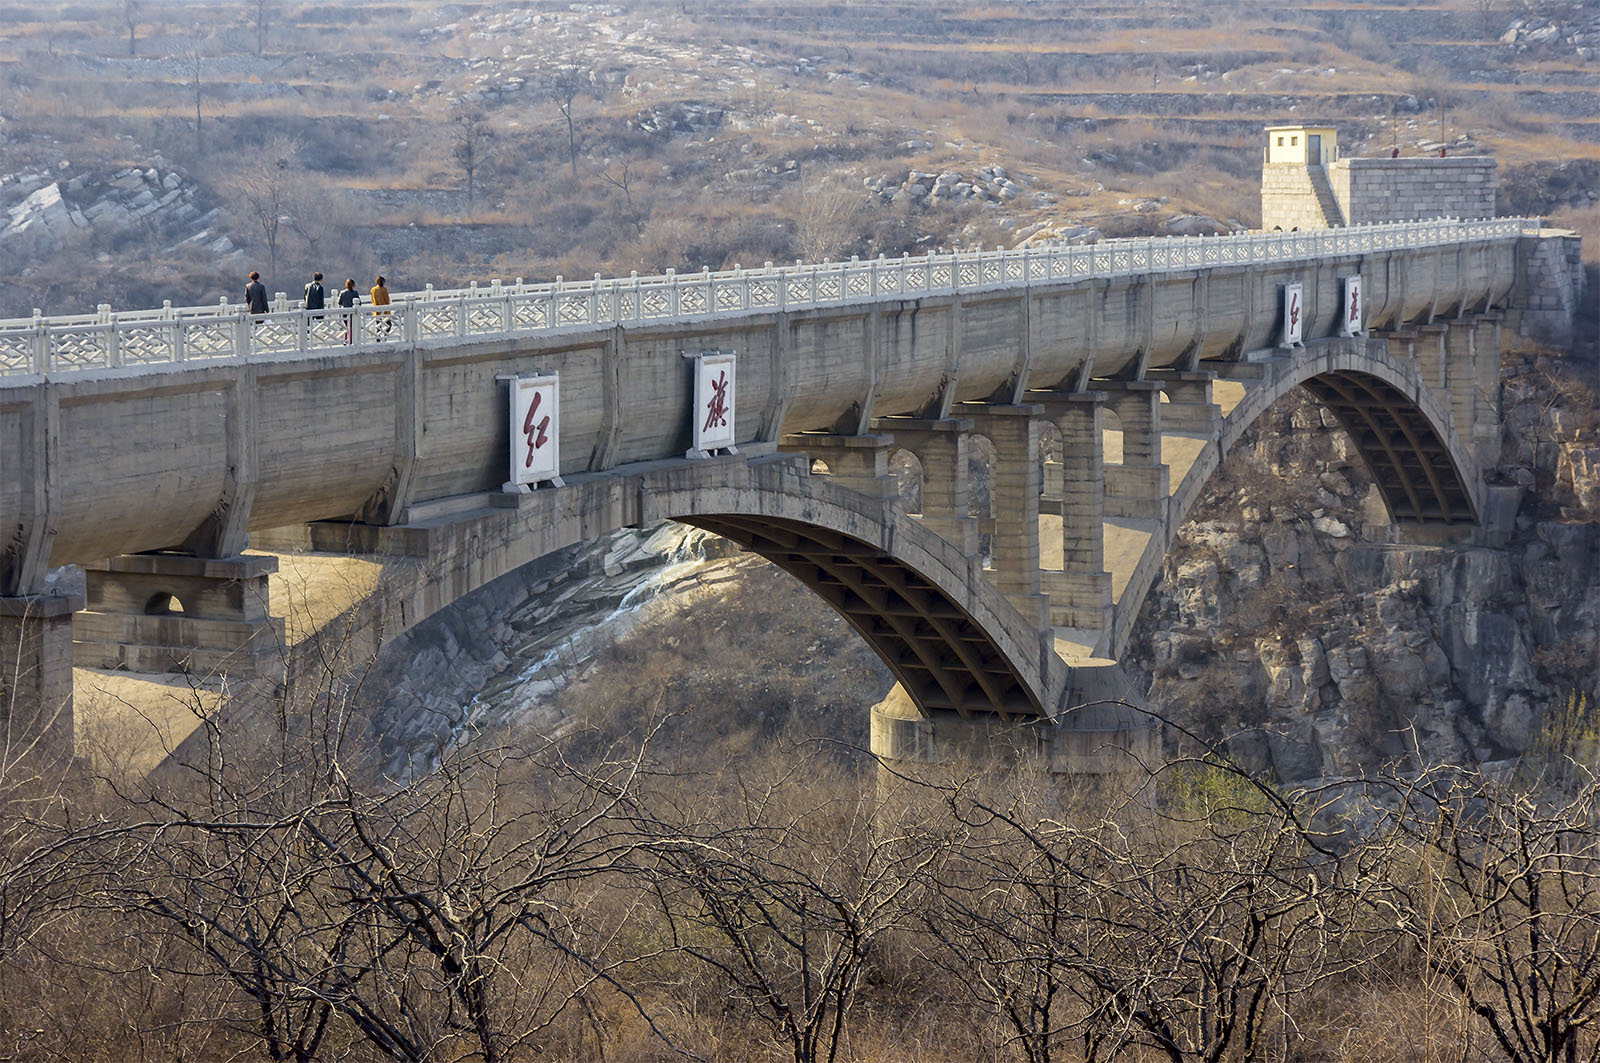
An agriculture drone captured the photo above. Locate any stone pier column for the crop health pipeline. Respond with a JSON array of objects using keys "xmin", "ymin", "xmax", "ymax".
[
  {"xmin": 74, "ymin": 554, "xmax": 284, "ymax": 680},
  {"xmin": 1414, "ymin": 323, "xmax": 1448, "ymax": 394},
  {"xmin": 0, "ymin": 593, "xmax": 82, "ymax": 766},
  {"xmin": 961, "ymin": 403, "xmax": 1048, "ymax": 627},
  {"xmin": 1029, "ymin": 391, "xmax": 1113, "ymax": 632},
  {"xmin": 873, "ymin": 417, "xmax": 979, "ymax": 558},
  {"xmin": 1470, "ymin": 313, "xmax": 1504, "ymax": 468},
  {"xmin": 1444, "ymin": 319, "xmax": 1479, "ymax": 442},
  {"xmin": 1148, "ymin": 370, "xmax": 1221, "ymax": 435},
  {"xmin": 779, "ymin": 432, "xmax": 899, "ymax": 501},
  {"xmin": 1101, "ymin": 381, "xmax": 1169, "ymax": 521}
]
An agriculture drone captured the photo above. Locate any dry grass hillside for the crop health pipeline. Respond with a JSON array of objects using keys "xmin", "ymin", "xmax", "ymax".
[{"xmin": 0, "ymin": 0, "xmax": 1594, "ymax": 318}]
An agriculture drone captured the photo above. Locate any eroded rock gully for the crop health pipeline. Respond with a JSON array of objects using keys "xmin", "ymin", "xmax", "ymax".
[{"xmin": 1127, "ymin": 345, "xmax": 1599, "ymax": 782}]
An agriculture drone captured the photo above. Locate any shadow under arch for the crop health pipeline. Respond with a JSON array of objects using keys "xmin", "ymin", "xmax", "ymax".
[
  {"xmin": 682, "ymin": 514, "xmax": 1043, "ymax": 719},
  {"xmin": 1109, "ymin": 337, "xmax": 1483, "ymax": 658},
  {"xmin": 649, "ymin": 460, "xmax": 1067, "ymax": 723}
]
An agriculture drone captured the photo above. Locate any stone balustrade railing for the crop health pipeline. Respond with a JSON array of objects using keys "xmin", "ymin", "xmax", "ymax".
[{"xmin": 0, "ymin": 217, "xmax": 1539, "ymax": 380}]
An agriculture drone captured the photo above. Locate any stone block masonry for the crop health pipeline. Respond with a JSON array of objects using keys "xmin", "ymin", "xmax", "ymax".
[
  {"xmin": 1261, "ymin": 164, "xmax": 1335, "ymax": 231},
  {"xmin": 1264, "ymin": 157, "xmax": 1497, "ymax": 231},
  {"xmin": 1514, "ymin": 230, "xmax": 1587, "ymax": 349},
  {"xmin": 1335, "ymin": 157, "xmax": 1497, "ymax": 226}
]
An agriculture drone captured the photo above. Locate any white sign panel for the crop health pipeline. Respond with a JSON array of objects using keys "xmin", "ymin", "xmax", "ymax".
[
  {"xmin": 1340, "ymin": 274, "xmax": 1364, "ymax": 336},
  {"xmin": 506, "ymin": 373, "xmax": 562, "ymax": 490},
  {"xmin": 1280, "ymin": 283, "xmax": 1304, "ymax": 349},
  {"xmin": 690, "ymin": 351, "xmax": 737, "ymax": 456}
]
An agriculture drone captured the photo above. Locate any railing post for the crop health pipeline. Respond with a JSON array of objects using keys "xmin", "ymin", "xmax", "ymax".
[
  {"xmin": 164, "ymin": 300, "xmax": 183, "ymax": 364},
  {"xmin": 666, "ymin": 268, "xmax": 678, "ymax": 317},
  {"xmin": 31, "ymin": 310, "xmax": 45, "ymax": 375},
  {"xmin": 99, "ymin": 305, "xmax": 121, "ymax": 369}
]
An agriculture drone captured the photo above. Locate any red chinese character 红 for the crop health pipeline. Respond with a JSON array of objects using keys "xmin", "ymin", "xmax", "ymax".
[
  {"xmin": 523, "ymin": 389, "xmax": 551, "ymax": 468},
  {"xmin": 1289, "ymin": 294, "xmax": 1300, "ymax": 331},
  {"xmin": 703, "ymin": 369, "xmax": 730, "ymax": 432}
]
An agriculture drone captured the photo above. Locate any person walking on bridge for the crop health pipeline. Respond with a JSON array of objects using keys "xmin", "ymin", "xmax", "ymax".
[
  {"xmin": 338, "ymin": 277, "xmax": 360, "ymax": 343},
  {"xmin": 370, "ymin": 275, "xmax": 392, "ymax": 338},
  {"xmin": 244, "ymin": 270, "xmax": 268, "ymax": 317},
  {"xmin": 303, "ymin": 271, "xmax": 326, "ymax": 321}
]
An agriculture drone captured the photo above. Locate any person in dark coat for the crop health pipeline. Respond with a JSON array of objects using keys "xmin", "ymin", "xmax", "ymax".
[
  {"xmin": 244, "ymin": 271, "xmax": 268, "ymax": 315},
  {"xmin": 304, "ymin": 271, "xmax": 326, "ymax": 318}
]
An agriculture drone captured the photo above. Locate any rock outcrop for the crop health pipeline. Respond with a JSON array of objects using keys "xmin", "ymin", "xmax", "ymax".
[{"xmin": 0, "ymin": 165, "xmax": 233, "ymax": 259}]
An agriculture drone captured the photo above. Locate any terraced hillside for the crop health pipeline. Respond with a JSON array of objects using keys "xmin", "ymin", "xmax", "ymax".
[{"xmin": 0, "ymin": 0, "xmax": 1593, "ymax": 318}]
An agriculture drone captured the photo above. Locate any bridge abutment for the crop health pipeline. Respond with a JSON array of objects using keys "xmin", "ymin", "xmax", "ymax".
[
  {"xmin": 74, "ymin": 554, "xmax": 285, "ymax": 680},
  {"xmin": 0, "ymin": 593, "xmax": 79, "ymax": 767}
]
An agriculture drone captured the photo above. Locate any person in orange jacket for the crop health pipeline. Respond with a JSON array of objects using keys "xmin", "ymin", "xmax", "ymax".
[{"xmin": 370, "ymin": 275, "xmax": 392, "ymax": 337}]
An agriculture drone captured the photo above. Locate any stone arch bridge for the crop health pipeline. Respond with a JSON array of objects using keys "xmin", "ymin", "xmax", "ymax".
[{"xmin": 0, "ymin": 217, "xmax": 1580, "ymax": 769}]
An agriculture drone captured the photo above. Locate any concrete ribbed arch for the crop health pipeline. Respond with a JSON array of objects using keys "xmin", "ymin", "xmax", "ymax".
[
  {"xmin": 684, "ymin": 514, "xmax": 1042, "ymax": 719},
  {"xmin": 1297, "ymin": 371, "xmax": 1476, "ymax": 524},
  {"xmin": 1111, "ymin": 337, "xmax": 1482, "ymax": 658},
  {"xmin": 650, "ymin": 460, "xmax": 1065, "ymax": 722}
]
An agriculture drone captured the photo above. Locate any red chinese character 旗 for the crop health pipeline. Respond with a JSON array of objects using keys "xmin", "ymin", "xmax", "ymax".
[
  {"xmin": 523, "ymin": 390, "xmax": 551, "ymax": 468},
  {"xmin": 703, "ymin": 369, "xmax": 730, "ymax": 432},
  {"xmin": 1349, "ymin": 286, "xmax": 1360, "ymax": 323}
]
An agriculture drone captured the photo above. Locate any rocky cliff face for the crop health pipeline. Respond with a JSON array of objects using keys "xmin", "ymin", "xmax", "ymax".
[{"xmin": 1128, "ymin": 343, "xmax": 1600, "ymax": 781}]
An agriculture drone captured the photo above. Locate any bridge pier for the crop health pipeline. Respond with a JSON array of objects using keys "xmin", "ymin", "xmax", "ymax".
[
  {"xmin": 73, "ymin": 554, "xmax": 285, "ymax": 680},
  {"xmin": 1413, "ymin": 322, "xmax": 1449, "ymax": 394},
  {"xmin": 1469, "ymin": 314, "xmax": 1504, "ymax": 467},
  {"xmin": 0, "ymin": 593, "xmax": 80, "ymax": 767},
  {"xmin": 1029, "ymin": 391, "xmax": 1115, "ymax": 632},
  {"xmin": 1101, "ymin": 381, "xmax": 1170, "ymax": 521},
  {"xmin": 870, "ymin": 672, "xmax": 1156, "ymax": 777},
  {"xmin": 961, "ymin": 403, "xmax": 1049, "ymax": 628},
  {"xmin": 874, "ymin": 417, "xmax": 980, "ymax": 559}
]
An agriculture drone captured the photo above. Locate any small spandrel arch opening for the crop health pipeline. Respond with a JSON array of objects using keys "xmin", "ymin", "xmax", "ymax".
[{"xmin": 143, "ymin": 592, "xmax": 185, "ymax": 616}]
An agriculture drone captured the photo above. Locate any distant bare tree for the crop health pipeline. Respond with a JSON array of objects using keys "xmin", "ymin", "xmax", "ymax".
[
  {"xmin": 230, "ymin": 135, "xmax": 304, "ymax": 278},
  {"xmin": 795, "ymin": 173, "xmax": 864, "ymax": 263},
  {"xmin": 546, "ymin": 65, "xmax": 588, "ymax": 178},
  {"xmin": 122, "ymin": 0, "xmax": 140, "ymax": 56},
  {"xmin": 251, "ymin": 0, "xmax": 270, "ymax": 55},
  {"xmin": 450, "ymin": 108, "xmax": 493, "ymax": 207},
  {"xmin": 597, "ymin": 161, "xmax": 645, "ymax": 237},
  {"xmin": 180, "ymin": 42, "xmax": 206, "ymax": 150}
]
